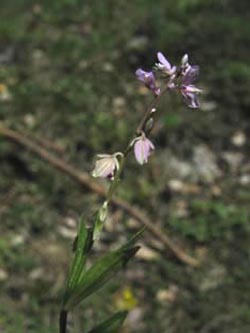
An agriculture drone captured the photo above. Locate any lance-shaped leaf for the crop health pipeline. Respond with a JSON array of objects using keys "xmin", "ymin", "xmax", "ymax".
[
  {"xmin": 64, "ymin": 230, "xmax": 143, "ymax": 309},
  {"xmin": 62, "ymin": 218, "xmax": 93, "ymax": 307},
  {"xmin": 65, "ymin": 246, "xmax": 139, "ymax": 309},
  {"xmin": 88, "ymin": 311, "xmax": 128, "ymax": 333}
]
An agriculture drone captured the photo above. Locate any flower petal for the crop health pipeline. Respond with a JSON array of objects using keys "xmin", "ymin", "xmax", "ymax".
[
  {"xmin": 182, "ymin": 65, "xmax": 199, "ymax": 85},
  {"xmin": 134, "ymin": 136, "xmax": 155, "ymax": 165},
  {"xmin": 135, "ymin": 69, "xmax": 160, "ymax": 96},
  {"xmin": 157, "ymin": 52, "xmax": 171, "ymax": 71},
  {"xmin": 92, "ymin": 154, "xmax": 120, "ymax": 178},
  {"xmin": 135, "ymin": 68, "xmax": 146, "ymax": 82},
  {"xmin": 181, "ymin": 90, "xmax": 200, "ymax": 108}
]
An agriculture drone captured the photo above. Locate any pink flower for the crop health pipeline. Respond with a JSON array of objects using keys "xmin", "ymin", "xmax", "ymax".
[
  {"xmin": 91, "ymin": 153, "xmax": 122, "ymax": 179},
  {"xmin": 133, "ymin": 134, "xmax": 155, "ymax": 165}
]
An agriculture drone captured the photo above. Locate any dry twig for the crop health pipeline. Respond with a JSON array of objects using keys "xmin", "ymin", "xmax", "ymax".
[{"xmin": 0, "ymin": 125, "xmax": 199, "ymax": 267}]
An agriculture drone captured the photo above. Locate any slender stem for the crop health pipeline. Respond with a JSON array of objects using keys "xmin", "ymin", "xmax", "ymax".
[
  {"xmin": 59, "ymin": 310, "xmax": 68, "ymax": 333},
  {"xmin": 105, "ymin": 84, "xmax": 169, "ymax": 205},
  {"xmin": 136, "ymin": 84, "xmax": 169, "ymax": 136}
]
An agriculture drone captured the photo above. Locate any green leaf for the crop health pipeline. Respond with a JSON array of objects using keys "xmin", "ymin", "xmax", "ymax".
[
  {"xmin": 62, "ymin": 217, "xmax": 93, "ymax": 307},
  {"xmin": 120, "ymin": 227, "xmax": 145, "ymax": 250},
  {"xmin": 65, "ymin": 231, "xmax": 142, "ymax": 309},
  {"xmin": 66, "ymin": 245, "xmax": 139, "ymax": 309},
  {"xmin": 88, "ymin": 311, "xmax": 128, "ymax": 333}
]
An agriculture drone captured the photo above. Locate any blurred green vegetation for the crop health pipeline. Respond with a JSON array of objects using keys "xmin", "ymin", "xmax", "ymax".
[{"xmin": 0, "ymin": 0, "xmax": 250, "ymax": 332}]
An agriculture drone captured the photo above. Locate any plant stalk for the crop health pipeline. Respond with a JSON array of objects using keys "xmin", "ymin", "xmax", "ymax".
[
  {"xmin": 106, "ymin": 84, "xmax": 169, "ymax": 204},
  {"xmin": 59, "ymin": 310, "xmax": 68, "ymax": 333}
]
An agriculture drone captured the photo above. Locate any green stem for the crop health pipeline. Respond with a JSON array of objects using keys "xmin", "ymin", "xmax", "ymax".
[
  {"xmin": 105, "ymin": 84, "xmax": 169, "ymax": 205},
  {"xmin": 59, "ymin": 310, "xmax": 68, "ymax": 333}
]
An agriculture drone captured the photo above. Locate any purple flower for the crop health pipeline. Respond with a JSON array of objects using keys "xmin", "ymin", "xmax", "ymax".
[
  {"xmin": 133, "ymin": 134, "xmax": 155, "ymax": 165},
  {"xmin": 156, "ymin": 52, "xmax": 176, "ymax": 76},
  {"xmin": 135, "ymin": 68, "xmax": 160, "ymax": 96},
  {"xmin": 92, "ymin": 153, "xmax": 122, "ymax": 179},
  {"xmin": 182, "ymin": 65, "xmax": 200, "ymax": 85},
  {"xmin": 180, "ymin": 64, "xmax": 202, "ymax": 108},
  {"xmin": 181, "ymin": 85, "xmax": 202, "ymax": 108}
]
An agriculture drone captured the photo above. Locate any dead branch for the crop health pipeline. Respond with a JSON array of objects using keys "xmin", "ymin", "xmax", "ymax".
[{"xmin": 0, "ymin": 124, "xmax": 199, "ymax": 267}]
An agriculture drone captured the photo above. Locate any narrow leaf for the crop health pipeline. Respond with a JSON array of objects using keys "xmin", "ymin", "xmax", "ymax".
[
  {"xmin": 88, "ymin": 311, "xmax": 128, "ymax": 333},
  {"xmin": 62, "ymin": 218, "xmax": 93, "ymax": 307},
  {"xmin": 121, "ymin": 227, "xmax": 145, "ymax": 250},
  {"xmin": 66, "ymin": 245, "xmax": 140, "ymax": 309}
]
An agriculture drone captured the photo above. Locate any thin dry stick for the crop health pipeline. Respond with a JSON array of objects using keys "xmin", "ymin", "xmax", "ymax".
[
  {"xmin": 0, "ymin": 125, "xmax": 199, "ymax": 267},
  {"xmin": 33, "ymin": 136, "xmax": 65, "ymax": 154}
]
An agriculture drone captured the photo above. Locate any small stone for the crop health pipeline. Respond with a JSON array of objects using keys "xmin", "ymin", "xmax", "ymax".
[
  {"xmin": 0, "ymin": 83, "xmax": 11, "ymax": 101},
  {"xmin": 211, "ymin": 185, "xmax": 222, "ymax": 196},
  {"xmin": 63, "ymin": 217, "xmax": 77, "ymax": 229},
  {"xmin": 112, "ymin": 96, "xmax": 126, "ymax": 108},
  {"xmin": 193, "ymin": 145, "xmax": 222, "ymax": 183},
  {"xmin": 136, "ymin": 245, "xmax": 159, "ymax": 261},
  {"xmin": 127, "ymin": 218, "xmax": 140, "ymax": 229},
  {"xmin": 231, "ymin": 131, "xmax": 246, "ymax": 147},
  {"xmin": 169, "ymin": 179, "xmax": 201, "ymax": 194},
  {"xmin": 200, "ymin": 101, "xmax": 217, "ymax": 111},
  {"xmin": 222, "ymin": 152, "xmax": 244, "ymax": 172},
  {"xmin": 79, "ymin": 23, "xmax": 92, "ymax": 36},
  {"xmin": 156, "ymin": 285, "xmax": 179, "ymax": 303},
  {"xmin": 168, "ymin": 179, "xmax": 184, "ymax": 192},
  {"xmin": 126, "ymin": 307, "xmax": 145, "ymax": 332},
  {"xmin": 11, "ymin": 234, "xmax": 25, "ymax": 247},
  {"xmin": 149, "ymin": 238, "xmax": 165, "ymax": 251},
  {"xmin": 32, "ymin": 4, "xmax": 42, "ymax": 14},
  {"xmin": 29, "ymin": 268, "xmax": 44, "ymax": 280},
  {"xmin": 126, "ymin": 36, "xmax": 148, "ymax": 50},
  {"xmin": 199, "ymin": 264, "xmax": 226, "ymax": 291},
  {"xmin": 172, "ymin": 200, "xmax": 189, "ymax": 218},
  {"xmin": 0, "ymin": 269, "xmax": 8, "ymax": 281},
  {"xmin": 239, "ymin": 174, "xmax": 250, "ymax": 186},
  {"xmin": 103, "ymin": 62, "xmax": 114, "ymax": 72},
  {"xmin": 57, "ymin": 226, "xmax": 76, "ymax": 239},
  {"xmin": 24, "ymin": 114, "xmax": 36, "ymax": 127},
  {"xmin": 168, "ymin": 156, "xmax": 193, "ymax": 179},
  {"xmin": 78, "ymin": 60, "xmax": 88, "ymax": 69},
  {"xmin": 195, "ymin": 246, "xmax": 209, "ymax": 262}
]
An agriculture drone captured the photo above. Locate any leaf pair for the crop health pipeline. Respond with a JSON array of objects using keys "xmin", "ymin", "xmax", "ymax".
[{"xmin": 62, "ymin": 218, "xmax": 142, "ymax": 310}]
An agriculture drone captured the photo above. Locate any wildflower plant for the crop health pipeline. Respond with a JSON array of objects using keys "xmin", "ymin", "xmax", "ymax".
[{"xmin": 60, "ymin": 52, "xmax": 201, "ymax": 332}]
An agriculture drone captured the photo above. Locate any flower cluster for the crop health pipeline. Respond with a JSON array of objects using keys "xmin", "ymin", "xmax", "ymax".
[
  {"xmin": 137, "ymin": 52, "xmax": 202, "ymax": 108},
  {"xmin": 92, "ymin": 52, "xmax": 201, "ymax": 179},
  {"xmin": 92, "ymin": 133, "xmax": 155, "ymax": 178}
]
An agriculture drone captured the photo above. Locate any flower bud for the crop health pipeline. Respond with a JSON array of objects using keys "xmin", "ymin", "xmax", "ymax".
[
  {"xmin": 133, "ymin": 133, "xmax": 155, "ymax": 165},
  {"xmin": 145, "ymin": 117, "xmax": 154, "ymax": 133},
  {"xmin": 93, "ymin": 201, "xmax": 108, "ymax": 240},
  {"xmin": 181, "ymin": 54, "xmax": 189, "ymax": 67}
]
